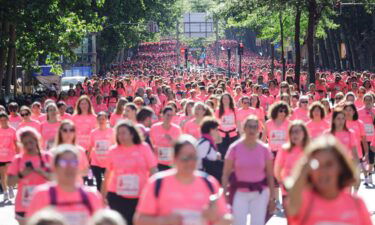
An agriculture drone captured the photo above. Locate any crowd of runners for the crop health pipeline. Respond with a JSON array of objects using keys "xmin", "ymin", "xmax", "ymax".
[{"xmin": 0, "ymin": 40, "xmax": 374, "ymax": 225}]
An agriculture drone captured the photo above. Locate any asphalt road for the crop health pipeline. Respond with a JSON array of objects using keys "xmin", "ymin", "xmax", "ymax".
[{"xmin": 1, "ymin": 181, "xmax": 374, "ymax": 225}]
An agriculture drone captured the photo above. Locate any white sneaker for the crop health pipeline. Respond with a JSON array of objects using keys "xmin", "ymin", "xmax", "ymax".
[
  {"xmin": 8, "ymin": 188, "xmax": 14, "ymax": 199},
  {"xmin": 369, "ymin": 174, "xmax": 373, "ymax": 184},
  {"xmin": 365, "ymin": 176, "xmax": 370, "ymax": 185},
  {"xmin": 3, "ymin": 192, "xmax": 9, "ymax": 201}
]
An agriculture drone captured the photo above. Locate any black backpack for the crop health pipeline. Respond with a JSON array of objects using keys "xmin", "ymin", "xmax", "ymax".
[
  {"xmin": 197, "ymin": 138, "xmax": 224, "ymax": 183},
  {"xmin": 48, "ymin": 186, "xmax": 93, "ymax": 215}
]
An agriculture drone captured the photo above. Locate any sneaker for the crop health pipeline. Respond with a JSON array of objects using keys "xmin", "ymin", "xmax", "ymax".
[
  {"xmin": 369, "ymin": 174, "xmax": 373, "ymax": 184},
  {"xmin": 365, "ymin": 176, "xmax": 370, "ymax": 186},
  {"xmin": 3, "ymin": 192, "xmax": 9, "ymax": 201},
  {"xmin": 8, "ymin": 188, "xmax": 14, "ymax": 199}
]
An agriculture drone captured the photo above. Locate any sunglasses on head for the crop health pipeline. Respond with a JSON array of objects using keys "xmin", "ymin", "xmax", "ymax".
[{"xmin": 56, "ymin": 159, "xmax": 79, "ymax": 168}]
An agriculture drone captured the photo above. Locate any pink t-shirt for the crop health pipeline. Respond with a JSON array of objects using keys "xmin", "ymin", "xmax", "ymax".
[
  {"xmin": 0, "ymin": 127, "xmax": 17, "ymax": 162},
  {"xmin": 266, "ymin": 119, "xmax": 290, "ymax": 152},
  {"xmin": 216, "ymin": 109, "xmax": 237, "ymax": 138},
  {"xmin": 329, "ymin": 130, "xmax": 356, "ymax": 158},
  {"xmin": 109, "ymin": 113, "xmax": 123, "ymax": 127},
  {"xmin": 60, "ymin": 113, "xmax": 72, "ymax": 121},
  {"xmin": 72, "ymin": 115, "xmax": 97, "ymax": 150},
  {"xmin": 136, "ymin": 169, "xmax": 228, "ymax": 224},
  {"xmin": 31, "ymin": 113, "xmax": 44, "ymax": 122},
  {"xmin": 288, "ymin": 189, "xmax": 372, "ymax": 225},
  {"xmin": 306, "ymin": 120, "xmax": 330, "ymax": 139},
  {"xmin": 7, "ymin": 152, "xmax": 51, "ymax": 212},
  {"xmin": 40, "ymin": 121, "xmax": 61, "ymax": 150},
  {"xmin": 182, "ymin": 119, "xmax": 201, "ymax": 139},
  {"xmin": 89, "ymin": 127, "xmax": 114, "ymax": 168},
  {"xmin": 27, "ymin": 183, "xmax": 104, "ymax": 225},
  {"xmin": 9, "ymin": 114, "xmax": 22, "ymax": 129},
  {"xmin": 274, "ymin": 146, "xmax": 303, "ymax": 181},
  {"xmin": 226, "ymin": 139, "xmax": 272, "ymax": 184},
  {"xmin": 290, "ymin": 108, "xmax": 309, "ymax": 122},
  {"xmin": 18, "ymin": 120, "xmax": 41, "ymax": 133},
  {"xmin": 150, "ymin": 122, "xmax": 182, "ymax": 166},
  {"xmin": 357, "ymin": 107, "xmax": 375, "ymax": 141},
  {"xmin": 105, "ymin": 143, "xmax": 157, "ymax": 198},
  {"xmin": 346, "ymin": 120, "xmax": 366, "ymax": 158}
]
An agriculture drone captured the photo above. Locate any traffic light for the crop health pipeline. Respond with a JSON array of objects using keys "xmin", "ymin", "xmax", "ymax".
[{"xmin": 238, "ymin": 43, "xmax": 244, "ymax": 55}]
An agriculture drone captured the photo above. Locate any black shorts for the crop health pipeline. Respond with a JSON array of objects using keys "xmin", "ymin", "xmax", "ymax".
[
  {"xmin": 0, "ymin": 161, "xmax": 10, "ymax": 167},
  {"xmin": 369, "ymin": 150, "xmax": 375, "ymax": 165},
  {"xmin": 157, "ymin": 164, "xmax": 171, "ymax": 172}
]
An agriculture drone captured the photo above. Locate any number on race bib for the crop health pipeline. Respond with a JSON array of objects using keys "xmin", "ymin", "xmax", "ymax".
[
  {"xmin": 270, "ymin": 130, "xmax": 286, "ymax": 145},
  {"xmin": 63, "ymin": 211, "xmax": 88, "ymax": 225},
  {"xmin": 174, "ymin": 209, "xmax": 205, "ymax": 225},
  {"xmin": 364, "ymin": 124, "xmax": 374, "ymax": 136},
  {"xmin": 116, "ymin": 175, "xmax": 140, "ymax": 196},
  {"xmin": 95, "ymin": 140, "xmax": 109, "ymax": 155},
  {"xmin": 22, "ymin": 186, "xmax": 36, "ymax": 207},
  {"xmin": 158, "ymin": 147, "xmax": 173, "ymax": 162}
]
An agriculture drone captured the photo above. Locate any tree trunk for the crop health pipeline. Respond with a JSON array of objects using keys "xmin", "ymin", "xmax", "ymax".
[
  {"xmin": 307, "ymin": 0, "xmax": 317, "ymax": 84},
  {"xmin": 279, "ymin": 12, "xmax": 286, "ymax": 81},
  {"xmin": 294, "ymin": 4, "xmax": 301, "ymax": 88},
  {"xmin": 319, "ymin": 39, "xmax": 329, "ymax": 69},
  {"xmin": 12, "ymin": 46, "xmax": 16, "ymax": 97},
  {"xmin": 328, "ymin": 30, "xmax": 339, "ymax": 70},
  {"xmin": 271, "ymin": 43, "xmax": 275, "ymax": 75},
  {"xmin": 0, "ymin": 22, "xmax": 9, "ymax": 99},
  {"xmin": 5, "ymin": 24, "xmax": 15, "ymax": 98}
]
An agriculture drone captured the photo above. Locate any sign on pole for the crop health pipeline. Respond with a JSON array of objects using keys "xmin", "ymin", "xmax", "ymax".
[{"xmin": 183, "ymin": 13, "xmax": 214, "ymax": 38}]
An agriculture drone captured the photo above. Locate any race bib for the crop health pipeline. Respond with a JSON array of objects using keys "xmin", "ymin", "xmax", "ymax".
[
  {"xmin": 158, "ymin": 147, "xmax": 173, "ymax": 162},
  {"xmin": 364, "ymin": 124, "xmax": 374, "ymax": 136},
  {"xmin": 95, "ymin": 140, "xmax": 109, "ymax": 155},
  {"xmin": 63, "ymin": 211, "xmax": 88, "ymax": 225},
  {"xmin": 116, "ymin": 174, "xmax": 139, "ymax": 196},
  {"xmin": 270, "ymin": 130, "xmax": 286, "ymax": 145},
  {"xmin": 22, "ymin": 185, "xmax": 36, "ymax": 207},
  {"xmin": 222, "ymin": 115, "xmax": 235, "ymax": 128},
  {"xmin": 174, "ymin": 209, "xmax": 205, "ymax": 225}
]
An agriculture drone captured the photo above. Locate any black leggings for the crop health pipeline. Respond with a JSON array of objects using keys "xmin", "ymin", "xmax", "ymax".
[
  {"xmin": 218, "ymin": 134, "xmax": 239, "ymax": 159},
  {"xmin": 107, "ymin": 192, "xmax": 138, "ymax": 225},
  {"xmin": 91, "ymin": 166, "xmax": 106, "ymax": 191}
]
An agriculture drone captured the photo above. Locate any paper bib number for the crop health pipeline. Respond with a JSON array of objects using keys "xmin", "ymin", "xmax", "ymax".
[
  {"xmin": 364, "ymin": 124, "xmax": 374, "ymax": 136},
  {"xmin": 221, "ymin": 115, "xmax": 235, "ymax": 129},
  {"xmin": 270, "ymin": 130, "xmax": 286, "ymax": 145},
  {"xmin": 158, "ymin": 147, "xmax": 173, "ymax": 162},
  {"xmin": 63, "ymin": 211, "xmax": 88, "ymax": 225},
  {"xmin": 22, "ymin": 186, "xmax": 36, "ymax": 207},
  {"xmin": 116, "ymin": 175, "xmax": 139, "ymax": 196},
  {"xmin": 95, "ymin": 140, "xmax": 109, "ymax": 155},
  {"xmin": 174, "ymin": 209, "xmax": 204, "ymax": 225}
]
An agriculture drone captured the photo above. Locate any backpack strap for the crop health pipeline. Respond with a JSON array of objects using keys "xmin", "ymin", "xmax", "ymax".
[
  {"xmin": 154, "ymin": 177, "xmax": 163, "ymax": 198},
  {"xmin": 49, "ymin": 186, "xmax": 58, "ymax": 206},
  {"xmin": 197, "ymin": 138, "xmax": 215, "ymax": 159},
  {"xmin": 154, "ymin": 172, "xmax": 215, "ymax": 199},
  {"xmin": 200, "ymin": 173, "xmax": 214, "ymax": 194},
  {"xmin": 78, "ymin": 187, "xmax": 93, "ymax": 215}
]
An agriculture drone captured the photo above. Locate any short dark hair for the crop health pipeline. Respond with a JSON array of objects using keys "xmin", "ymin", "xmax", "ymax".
[
  {"xmin": 268, "ymin": 101, "xmax": 290, "ymax": 120},
  {"xmin": 162, "ymin": 106, "xmax": 174, "ymax": 115},
  {"xmin": 136, "ymin": 107, "xmax": 154, "ymax": 122},
  {"xmin": 200, "ymin": 117, "xmax": 219, "ymax": 134}
]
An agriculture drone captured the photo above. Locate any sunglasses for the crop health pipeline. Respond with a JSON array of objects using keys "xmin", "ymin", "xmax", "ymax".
[
  {"xmin": 61, "ymin": 128, "xmax": 75, "ymax": 133},
  {"xmin": 179, "ymin": 155, "xmax": 198, "ymax": 162},
  {"xmin": 56, "ymin": 159, "xmax": 79, "ymax": 168},
  {"xmin": 242, "ymin": 101, "xmax": 250, "ymax": 104},
  {"xmin": 245, "ymin": 124, "xmax": 259, "ymax": 129},
  {"xmin": 300, "ymin": 101, "xmax": 308, "ymax": 104},
  {"xmin": 278, "ymin": 109, "xmax": 287, "ymax": 113},
  {"xmin": 21, "ymin": 113, "xmax": 30, "ymax": 117}
]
